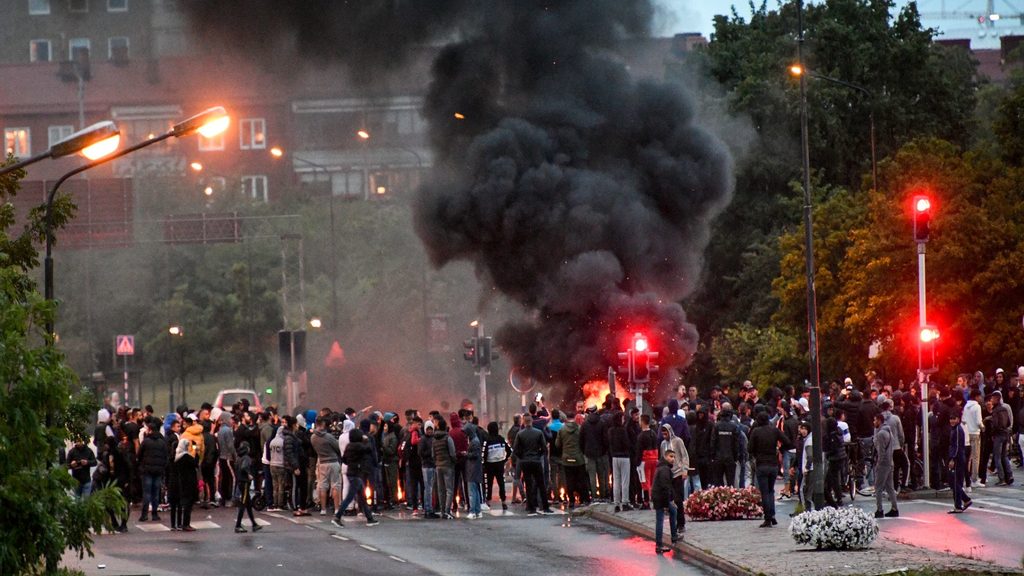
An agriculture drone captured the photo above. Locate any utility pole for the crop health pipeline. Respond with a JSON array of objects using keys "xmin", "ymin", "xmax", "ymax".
[{"xmin": 796, "ymin": 0, "xmax": 825, "ymax": 510}]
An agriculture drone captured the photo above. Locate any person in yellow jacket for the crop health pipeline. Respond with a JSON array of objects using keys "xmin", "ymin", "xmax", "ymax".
[{"xmin": 180, "ymin": 413, "xmax": 205, "ymax": 463}]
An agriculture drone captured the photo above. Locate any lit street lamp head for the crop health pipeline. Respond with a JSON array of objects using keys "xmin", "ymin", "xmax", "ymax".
[
  {"xmin": 190, "ymin": 162, "xmax": 204, "ymax": 172},
  {"xmin": 270, "ymin": 146, "xmax": 284, "ymax": 158},
  {"xmin": 169, "ymin": 326, "xmax": 183, "ymax": 336},
  {"xmin": 788, "ymin": 64, "xmax": 804, "ymax": 77},
  {"xmin": 357, "ymin": 129, "xmax": 370, "ymax": 140},
  {"xmin": 51, "ymin": 121, "xmax": 121, "ymax": 160},
  {"xmin": 172, "ymin": 106, "xmax": 230, "ymax": 138}
]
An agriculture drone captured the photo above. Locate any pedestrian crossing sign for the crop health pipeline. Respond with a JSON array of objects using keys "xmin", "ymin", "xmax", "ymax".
[{"xmin": 116, "ymin": 334, "xmax": 135, "ymax": 356}]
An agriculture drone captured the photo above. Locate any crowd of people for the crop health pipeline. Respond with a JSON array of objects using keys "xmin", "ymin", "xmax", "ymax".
[{"xmin": 64, "ymin": 366, "xmax": 1023, "ymax": 553}]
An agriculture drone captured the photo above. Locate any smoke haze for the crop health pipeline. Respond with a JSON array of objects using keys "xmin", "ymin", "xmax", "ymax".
[{"xmin": 182, "ymin": 0, "xmax": 735, "ymax": 390}]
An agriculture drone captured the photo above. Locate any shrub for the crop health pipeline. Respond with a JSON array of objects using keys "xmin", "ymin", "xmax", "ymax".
[
  {"xmin": 789, "ymin": 506, "xmax": 879, "ymax": 550},
  {"xmin": 684, "ymin": 486, "xmax": 763, "ymax": 520}
]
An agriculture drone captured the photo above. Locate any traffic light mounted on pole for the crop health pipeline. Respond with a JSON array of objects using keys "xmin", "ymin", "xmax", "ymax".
[
  {"xmin": 913, "ymin": 195, "xmax": 931, "ymax": 242},
  {"xmin": 463, "ymin": 337, "xmax": 478, "ymax": 367}
]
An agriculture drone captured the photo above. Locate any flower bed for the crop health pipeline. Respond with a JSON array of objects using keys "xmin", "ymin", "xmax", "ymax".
[
  {"xmin": 789, "ymin": 506, "xmax": 879, "ymax": 550},
  {"xmin": 684, "ymin": 486, "xmax": 763, "ymax": 520}
]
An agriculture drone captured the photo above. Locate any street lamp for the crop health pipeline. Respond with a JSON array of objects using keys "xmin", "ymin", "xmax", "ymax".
[
  {"xmin": 271, "ymin": 147, "xmax": 339, "ymax": 327},
  {"xmin": 168, "ymin": 325, "xmax": 184, "ymax": 411},
  {"xmin": 44, "ymin": 107, "xmax": 230, "ymax": 338},
  {"xmin": 309, "ymin": 317, "xmax": 322, "ymax": 329},
  {"xmin": 0, "ymin": 121, "xmax": 121, "ymax": 177},
  {"xmin": 788, "ymin": 65, "xmax": 877, "ymax": 192},
  {"xmin": 794, "ymin": 0, "xmax": 825, "ymax": 511}
]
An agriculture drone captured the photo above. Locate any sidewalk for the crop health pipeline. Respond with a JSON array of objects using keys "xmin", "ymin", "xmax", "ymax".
[{"xmin": 581, "ymin": 501, "xmax": 1024, "ymax": 576}]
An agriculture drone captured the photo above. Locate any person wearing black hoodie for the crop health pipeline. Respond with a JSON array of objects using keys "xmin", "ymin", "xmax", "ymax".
[
  {"xmin": 710, "ymin": 409, "xmax": 740, "ymax": 487},
  {"xmin": 332, "ymin": 428, "xmax": 379, "ymax": 526},
  {"xmin": 580, "ymin": 407, "xmax": 610, "ymax": 501},
  {"xmin": 607, "ymin": 411, "xmax": 633, "ymax": 512},
  {"xmin": 483, "ymin": 421, "xmax": 511, "ymax": 510},
  {"xmin": 651, "ymin": 449, "xmax": 679, "ymax": 554},
  {"xmin": 749, "ymin": 411, "xmax": 792, "ymax": 527},
  {"xmin": 233, "ymin": 442, "xmax": 263, "ymax": 533},
  {"xmin": 137, "ymin": 420, "xmax": 168, "ymax": 522},
  {"xmin": 691, "ymin": 408, "xmax": 714, "ymax": 490}
]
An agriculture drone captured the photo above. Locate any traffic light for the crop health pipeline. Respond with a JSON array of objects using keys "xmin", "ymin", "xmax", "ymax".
[
  {"xmin": 463, "ymin": 337, "xmax": 478, "ymax": 366},
  {"xmin": 647, "ymin": 349, "xmax": 660, "ymax": 380},
  {"xmin": 632, "ymin": 333, "xmax": 650, "ymax": 383},
  {"xmin": 919, "ymin": 325, "xmax": 939, "ymax": 372},
  {"xmin": 478, "ymin": 336, "xmax": 492, "ymax": 370},
  {"xmin": 616, "ymin": 349, "xmax": 633, "ymax": 383},
  {"xmin": 913, "ymin": 195, "xmax": 931, "ymax": 242}
]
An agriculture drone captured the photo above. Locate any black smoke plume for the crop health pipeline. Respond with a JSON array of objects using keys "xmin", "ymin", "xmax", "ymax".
[{"xmin": 181, "ymin": 0, "xmax": 734, "ymax": 388}]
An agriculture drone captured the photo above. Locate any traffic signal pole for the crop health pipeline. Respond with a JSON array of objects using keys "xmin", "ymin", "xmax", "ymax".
[
  {"xmin": 918, "ymin": 241, "xmax": 930, "ymax": 489},
  {"xmin": 476, "ymin": 322, "xmax": 488, "ymax": 417}
]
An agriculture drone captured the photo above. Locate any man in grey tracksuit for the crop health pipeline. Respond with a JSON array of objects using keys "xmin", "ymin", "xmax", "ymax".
[{"xmin": 873, "ymin": 413, "xmax": 898, "ymax": 518}]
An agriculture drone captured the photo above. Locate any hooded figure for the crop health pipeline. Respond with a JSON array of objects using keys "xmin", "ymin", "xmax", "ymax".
[
  {"xmin": 659, "ymin": 424, "xmax": 689, "ymax": 479},
  {"xmin": 661, "ymin": 399, "xmax": 691, "ymax": 443}
]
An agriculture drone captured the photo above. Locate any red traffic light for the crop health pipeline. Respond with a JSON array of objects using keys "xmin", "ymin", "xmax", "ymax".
[
  {"xmin": 912, "ymin": 194, "xmax": 932, "ymax": 242},
  {"xmin": 915, "ymin": 197, "xmax": 931, "ymax": 213},
  {"xmin": 920, "ymin": 326, "xmax": 939, "ymax": 343},
  {"xmin": 633, "ymin": 334, "xmax": 648, "ymax": 352}
]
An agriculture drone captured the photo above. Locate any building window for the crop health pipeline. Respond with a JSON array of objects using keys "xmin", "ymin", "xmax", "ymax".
[
  {"xmin": 242, "ymin": 175, "xmax": 268, "ymax": 202},
  {"xmin": 69, "ymin": 0, "xmax": 88, "ymax": 12},
  {"xmin": 107, "ymin": 0, "xmax": 126, "ymax": 11},
  {"xmin": 30, "ymin": 39, "xmax": 52, "ymax": 62},
  {"xmin": 48, "ymin": 125, "xmax": 74, "ymax": 148},
  {"xmin": 29, "ymin": 0, "xmax": 50, "ymax": 15},
  {"xmin": 5, "ymin": 128, "xmax": 32, "ymax": 157},
  {"xmin": 198, "ymin": 130, "xmax": 224, "ymax": 151},
  {"xmin": 69, "ymin": 38, "xmax": 90, "ymax": 61},
  {"xmin": 239, "ymin": 118, "xmax": 266, "ymax": 150},
  {"xmin": 108, "ymin": 37, "xmax": 129, "ymax": 60}
]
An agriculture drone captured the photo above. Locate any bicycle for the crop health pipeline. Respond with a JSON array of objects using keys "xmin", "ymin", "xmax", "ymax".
[{"xmin": 845, "ymin": 442, "xmax": 861, "ymax": 501}]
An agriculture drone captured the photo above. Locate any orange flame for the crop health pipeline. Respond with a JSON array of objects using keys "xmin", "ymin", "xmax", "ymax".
[
  {"xmin": 397, "ymin": 485, "xmax": 404, "ymax": 502},
  {"xmin": 581, "ymin": 379, "xmax": 632, "ymax": 412},
  {"xmin": 364, "ymin": 485, "xmax": 373, "ymax": 502}
]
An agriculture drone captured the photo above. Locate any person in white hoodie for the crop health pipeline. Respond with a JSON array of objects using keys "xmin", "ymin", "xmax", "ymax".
[
  {"xmin": 963, "ymin": 388, "xmax": 984, "ymax": 488},
  {"xmin": 337, "ymin": 419, "xmax": 356, "ymax": 514}
]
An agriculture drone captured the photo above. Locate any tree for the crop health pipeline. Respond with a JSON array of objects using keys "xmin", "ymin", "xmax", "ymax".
[
  {"xmin": 0, "ymin": 159, "xmax": 123, "ymax": 574},
  {"xmin": 774, "ymin": 138, "xmax": 1024, "ymax": 382},
  {"xmin": 682, "ymin": 0, "xmax": 978, "ymax": 387},
  {"xmin": 711, "ymin": 322, "xmax": 804, "ymax": 391}
]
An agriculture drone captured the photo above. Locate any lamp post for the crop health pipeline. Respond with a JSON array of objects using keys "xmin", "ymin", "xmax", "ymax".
[
  {"xmin": 0, "ymin": 120, "xmax": 120, "ymax": 177},
  {"xmin": 789, "ymin": 66, "xmax": 877, "ymax": 192},
  {"xmin": 168, "ymin": 325, "xmax": 184, "ymax": 411},
  {"xmin": 795, "ymin": 0, "xmax": 825, "ymax": 511},
  {"xmin": 44, "ymin": 107, "xmax": 230, "ymax": 338},
  {"xmin": 271, "ymin": 147, "xmax": 339, "ymax": 328}
]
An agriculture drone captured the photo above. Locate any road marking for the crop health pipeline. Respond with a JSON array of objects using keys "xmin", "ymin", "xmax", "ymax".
[
  {"xmin": 331, "ymin": 534, "xmax": 349, "ymax": 541},
  {"xmin": 970, "ymin": 498, "xmax": 1024, "ymax": 514},
  {"xmin": 389, "ymin": 555, "xmax": 407, "ymax": 563},
  {"xmin": 256, "ymin": 518, "xmax": 272, "ymax": 526},
  {"xmin": 134, "ymin": 523, "xmax": 171, "ymax": 532},
  {"xmin": 360, "ymin": 544, "xmax": 379, "ymax": 552},
  {"xmin": 189, "ymin": 520, "xmax": 220, "ymax": 530},
  {"xmin": 917, "ymin": 500, "xmax": 1024, "ymax": 519}
]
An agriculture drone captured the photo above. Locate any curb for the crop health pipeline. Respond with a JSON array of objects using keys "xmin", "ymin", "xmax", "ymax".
[{"xmin": 585, "ymin": 510, "xmax": 753, "ymax": 576}]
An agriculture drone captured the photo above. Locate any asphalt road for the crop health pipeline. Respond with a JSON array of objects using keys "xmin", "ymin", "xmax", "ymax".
[
  {"xmin": 64, "ymin": 504, "xmax": 717, "ymax": 576},
  {"xmin": 772, "ymin": 483, "xmax": 1024, "ymax": 569}
]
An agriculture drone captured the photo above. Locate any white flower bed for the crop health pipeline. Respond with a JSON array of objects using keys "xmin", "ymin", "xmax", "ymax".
[{"xmin": 789, "ymin": 506, "xmax": 879, "ymax": 550}]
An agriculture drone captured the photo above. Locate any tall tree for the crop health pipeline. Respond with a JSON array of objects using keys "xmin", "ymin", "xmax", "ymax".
[{"xmin": 0, "ymin": 160, "xmax": 123, "ymax": 574}]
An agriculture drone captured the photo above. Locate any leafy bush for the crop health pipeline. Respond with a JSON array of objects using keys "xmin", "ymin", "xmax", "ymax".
[
  {"xmin": 789, "ymin": 506, "xmax": 879, "ymax": 550},
  {"xmin": 684, "ymin": 486, "xmax": 763, "ymax": 520}
]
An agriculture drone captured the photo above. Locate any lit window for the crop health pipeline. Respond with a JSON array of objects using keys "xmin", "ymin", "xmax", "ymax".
[
  {"xmin": 108, "ymin": 37, "xmax": 129, "ymax": 60},
  {"xmin": 69, "ymin": 38, "xmax": 90, "ymax": 61},
  {"xmin": 48, "ymin": 125, "xmax": 74, "ymax": 148},
  {"xmin": 107, "ymin": 0, "xmax": 126, "ymax": 11},
  {"xmin": 69, "ymin": 0, "xmax": 88, "ymax": 12},
  {"xmin": 5, "ymin": 128, "xmax": 32, "ymax": 157},
  {"xmin": 239, "ymin": 118, "xmax": 266, "ymax": 150},
  {"xmin": 30, "ymin": 39, "xmax": 52, "ymax": 62},
  {"xmin": 29, "ymin": 0, "xmax": 50, "ymax": 15},
  {"xmin": 242, "ymin": 175, "xmax": 268, "ymax": 202}
]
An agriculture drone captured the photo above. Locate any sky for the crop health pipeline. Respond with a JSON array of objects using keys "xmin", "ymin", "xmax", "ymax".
[{"xmin": 654, "ymin": 0, "xmax": 1024, "ymax": 49}]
